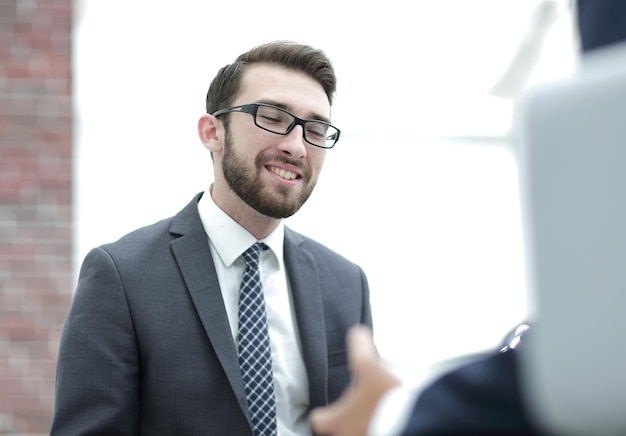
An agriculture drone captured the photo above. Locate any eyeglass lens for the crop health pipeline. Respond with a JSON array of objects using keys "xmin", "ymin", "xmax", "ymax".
[{"xmin": 255, "ymin": 105, "xmax": 337, "ymax": 148}]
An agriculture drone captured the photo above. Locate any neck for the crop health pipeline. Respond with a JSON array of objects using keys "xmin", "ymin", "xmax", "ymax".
[{"xmin": 210, "ymin": 184, "xmax": 281, "ymax": 240}]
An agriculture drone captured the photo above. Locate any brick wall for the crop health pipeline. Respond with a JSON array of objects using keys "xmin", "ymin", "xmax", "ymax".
[{"xmin": 0, "ymin": 0, "xmax": 73, "ymax": 434}]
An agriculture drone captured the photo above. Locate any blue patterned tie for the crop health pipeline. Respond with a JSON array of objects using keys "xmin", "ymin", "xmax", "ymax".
[{"xmin": 238, "ymin": 242, "xmax": 277, "ymax": 436}]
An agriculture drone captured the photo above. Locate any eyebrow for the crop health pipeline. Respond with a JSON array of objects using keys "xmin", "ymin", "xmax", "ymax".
[{"xmin": 257, "ymin": 99, "xmax": 332, "ymax": 124}]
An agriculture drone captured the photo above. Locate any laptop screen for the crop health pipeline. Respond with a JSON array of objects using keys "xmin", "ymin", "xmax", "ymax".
[{"xmin": 518, "ymin": 41, "xmax": 626, "ymax": 435}]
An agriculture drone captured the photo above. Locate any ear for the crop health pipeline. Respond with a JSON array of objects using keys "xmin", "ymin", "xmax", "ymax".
[{"xmin": 198, "ymin": 114, "xmax": 224, "ymax": 153}]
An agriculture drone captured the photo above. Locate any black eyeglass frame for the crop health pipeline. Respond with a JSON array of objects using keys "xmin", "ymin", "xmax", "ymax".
[{"xmin": 212, "ymin": 103, "xmax": 340, "ymax": 149}]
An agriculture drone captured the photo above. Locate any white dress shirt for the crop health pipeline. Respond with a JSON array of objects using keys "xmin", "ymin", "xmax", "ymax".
[{"xmin": 197, "ymin": 190, "xmax": 311, "ymax": 436}]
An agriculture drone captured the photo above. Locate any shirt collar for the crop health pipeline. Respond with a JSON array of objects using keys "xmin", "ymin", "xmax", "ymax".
[{"xmin": 197, "ymin": 190, "xmax": 285, "ymax": 267}]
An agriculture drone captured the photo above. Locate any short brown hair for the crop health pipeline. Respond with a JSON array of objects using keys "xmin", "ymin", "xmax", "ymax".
[{"xmin": 205, "ymin": 41, "xmax": 337, "ymax": 115}]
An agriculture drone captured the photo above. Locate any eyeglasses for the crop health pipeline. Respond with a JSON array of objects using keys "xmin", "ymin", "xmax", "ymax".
[{"xmin": 212, "ymin": 103, "xmax": 340, "ymax": 149}]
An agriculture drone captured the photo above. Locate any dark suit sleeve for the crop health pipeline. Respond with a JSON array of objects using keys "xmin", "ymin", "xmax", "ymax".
[
  {"xmin": 577, "ymin": 0, "xmax": 626, "ymax": 53},
  {"xmin": 51, "ymin": 247, "xmax": 140, "ymax": 435},
  {"xmin": 400, "ymin": 350, "xmax": 541, "ymax": 435},
  {"xmin": 358, "ymin": 267, "xmax": 373, "ymax": 329}
]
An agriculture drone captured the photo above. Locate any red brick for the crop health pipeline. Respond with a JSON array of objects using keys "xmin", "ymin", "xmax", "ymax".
[{"xmin": 1, "ymin": 0, "xmax": 73, "ymax": 432}]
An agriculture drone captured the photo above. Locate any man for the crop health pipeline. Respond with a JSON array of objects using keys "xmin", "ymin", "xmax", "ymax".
[
  {"xmin": 51, "ymin": 41, "xmax": 372, "ymax": 435},
  {"xmin": 309, "ymin": 1, "xmax": 626, "ymax": 435}
]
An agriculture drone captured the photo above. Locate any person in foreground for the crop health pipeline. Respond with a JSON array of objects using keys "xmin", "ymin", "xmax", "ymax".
[
  {"xmin": 310, "ymin": 325, "xmax": 536, "ymax": 436},
  {"xmin": 51, "ymin": 41, "xmax": 372, "ymax": 435},
  {"xmin": 309, "ymin": 1, "xmax": 626, "ymax": 435}
]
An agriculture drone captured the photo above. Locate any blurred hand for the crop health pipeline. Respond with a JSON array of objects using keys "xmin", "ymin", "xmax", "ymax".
[{"xmin": 309, "ymin": 325, "xmax": 402, "ymax": 436}]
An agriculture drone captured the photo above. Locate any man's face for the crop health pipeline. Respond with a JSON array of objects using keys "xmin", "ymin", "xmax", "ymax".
[{"xmin": 217, "ymin": 64, "xmax": 330, "ymax": 219}]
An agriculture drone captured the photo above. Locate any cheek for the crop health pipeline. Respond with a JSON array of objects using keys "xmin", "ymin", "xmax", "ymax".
[
  {"xmin": 228, "ymin": 129, "xmax": 260, "ymax": 158},
  {"xmin": 229, "ymin": 118, "xmax": 263, "ymax": 147},
  {"xmin": 309, "ymin": 149, "xmax": 327, "ymax": 176}
]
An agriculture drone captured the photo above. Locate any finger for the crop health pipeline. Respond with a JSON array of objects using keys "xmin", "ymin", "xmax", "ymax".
[
  {"xmin": 309, "ymin": 395, "xmax": 349, "ymax": 434},
  {"xmin": 346, "ymin": 325, "xmax": 378, "ymax": 371},
  {"xmin": 309, "ymin": 405, "xmax": 335, "ymax": 434}
]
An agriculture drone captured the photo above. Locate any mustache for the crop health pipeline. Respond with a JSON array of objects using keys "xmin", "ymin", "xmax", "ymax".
[{"xmin": 257, "ymin": 153, "xmax": 309, "ymax": 176}]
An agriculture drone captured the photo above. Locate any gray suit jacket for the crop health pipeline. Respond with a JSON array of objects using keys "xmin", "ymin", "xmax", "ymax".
[{"xmin": 51, "ymin": 193, "xmax": 372, "ymax": 435}]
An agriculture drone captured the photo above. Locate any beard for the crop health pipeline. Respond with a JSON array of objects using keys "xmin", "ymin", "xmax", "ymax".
[{"xmin": 221, "ymin": 133, "xmax": 317, "ymax": 219}]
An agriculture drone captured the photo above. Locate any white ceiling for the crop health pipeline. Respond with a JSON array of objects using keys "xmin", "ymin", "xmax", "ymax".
[{"xmin": 74, "ymin": 0, "xmax": 577, "ymax": 139}]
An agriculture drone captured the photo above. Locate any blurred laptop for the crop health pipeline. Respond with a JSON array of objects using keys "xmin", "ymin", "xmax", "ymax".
[{"xmin": 518, "ymin": 41, "xmax": 626, "ymax": 435}]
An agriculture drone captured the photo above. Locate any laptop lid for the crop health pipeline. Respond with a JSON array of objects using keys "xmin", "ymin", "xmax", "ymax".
[{"xmin": 518, "ymin": 41, "xmax": 626, "ymax": 435}]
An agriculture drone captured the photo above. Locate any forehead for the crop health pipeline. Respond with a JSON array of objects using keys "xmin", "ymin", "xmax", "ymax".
[{"xmin": 235, "ymin": 63, "xmax": 331, "ymax": 119}]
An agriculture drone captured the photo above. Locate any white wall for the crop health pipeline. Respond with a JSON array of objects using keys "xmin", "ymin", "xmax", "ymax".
[{"xmin": 73, "ymin": 0, "xmax": 576, "ymax": 381}]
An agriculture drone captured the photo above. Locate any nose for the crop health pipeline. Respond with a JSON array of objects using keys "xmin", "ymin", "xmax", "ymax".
[{"xmin": 277, "ymin": 125, "xmax": 307, "ymax": 158}]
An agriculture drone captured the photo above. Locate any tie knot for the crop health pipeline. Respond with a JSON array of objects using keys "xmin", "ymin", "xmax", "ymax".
[{"xmin": 242, "ymin": 242, "xmax": 267, "ymax": 268}]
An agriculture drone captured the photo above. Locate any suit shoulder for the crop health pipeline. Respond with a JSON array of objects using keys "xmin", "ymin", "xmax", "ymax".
[
  {"xmin": 95, "ymin": 193, "xmax": 203, "ymax": 259},
  {"xmin": 101, "ymin": 217, "xmax": 174, "ymax": 252},
  {"xmin": 284, "ymin": 226, "xmax": 358, "ymax": 266}
]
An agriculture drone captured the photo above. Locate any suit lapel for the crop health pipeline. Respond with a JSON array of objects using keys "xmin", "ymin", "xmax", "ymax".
[
  {"xmin": 168, "ymin": 198, "xmax": 330, "ymax": 416},
  {"xmin": 169, "ymin": 194, "xmax": 250, "ymax": 422},
  {"xmin": 284, "ymin": 228, "xmax": 328, "ymax": 407}
]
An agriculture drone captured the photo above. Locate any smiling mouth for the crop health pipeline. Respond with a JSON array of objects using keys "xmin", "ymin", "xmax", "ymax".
[{"xmin": 269, "ymin": 166, "xmax": 298, "ymax": 181}]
